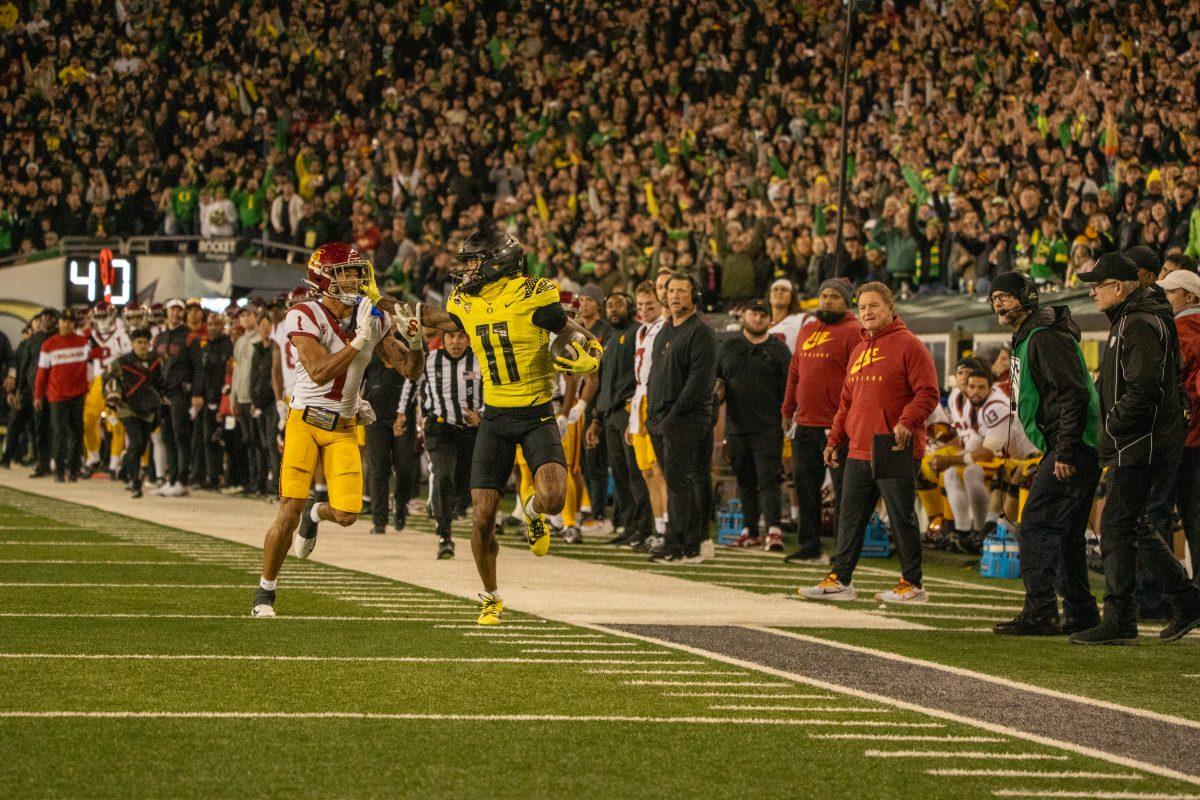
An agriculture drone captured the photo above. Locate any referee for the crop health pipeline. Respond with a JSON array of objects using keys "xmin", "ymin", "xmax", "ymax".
[{"xmin": 400, "ymin": 328, "xmax": 483, "ymax": 559}]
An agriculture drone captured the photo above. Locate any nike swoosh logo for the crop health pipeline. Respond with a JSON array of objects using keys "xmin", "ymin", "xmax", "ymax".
[{"xmin": 540, "ymin": 416, "xmax": 555, "ymax": 423}]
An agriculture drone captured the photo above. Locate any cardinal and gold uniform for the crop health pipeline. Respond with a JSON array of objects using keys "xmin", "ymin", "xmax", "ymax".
[{"xmin": 447, "ymin": 275, "xmax": 568, "ymax": 490}]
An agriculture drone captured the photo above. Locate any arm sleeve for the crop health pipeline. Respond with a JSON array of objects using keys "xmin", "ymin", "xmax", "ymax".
[
  {"xmin": 531, "ymin": 302, "xmax": 568, "ymax": 334},
  {"xmin": 1028, "ymin": 329, "xmax": 1093, "ymax": 460}
]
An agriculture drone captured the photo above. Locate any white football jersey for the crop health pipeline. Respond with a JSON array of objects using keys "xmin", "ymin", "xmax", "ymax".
[
  {"xmin": 946, "ymin": 387, "xmax": 975, "ymax": 440},
  {"xmin": 629, "ymin": 315, "xmax": 666, "ymax": 434},
  {"xmin": 272, "ymin": 321, "xmax": 298, "ymax": 399},
  {"xmin": 965, "ymin": 386, "xmax": 1039, "ymax": 459},
  {"xmin": 89, "ymin": 323, "xmax": 131, "ymax": 377},
  {"xmin": 284, "ymin": 300, "xmax": 389, "ymax": 417},
  {"xmin": 768, "ymin": 311, "xmax": 815, "ymax": 355}
]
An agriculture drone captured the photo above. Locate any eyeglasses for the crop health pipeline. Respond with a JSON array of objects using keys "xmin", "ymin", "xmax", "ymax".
[{"xmin": 1088, "ymin": 280, "xmax": 1121, "ymax": 295}]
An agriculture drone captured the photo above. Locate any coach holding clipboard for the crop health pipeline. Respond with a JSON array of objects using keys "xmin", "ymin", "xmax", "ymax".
[{"xmin": 800, "ymin": 282, "xmax": 939, "ymax": 605}]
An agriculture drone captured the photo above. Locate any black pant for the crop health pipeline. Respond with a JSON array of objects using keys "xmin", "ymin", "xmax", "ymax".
[
  {"xmin": 604, "ymin": 408, "xmax": 651, "ymax": 535},
  {"xmin": 832, "ymin": 457, "xmax": 923, "ymax": 586},
  {"xmin": 583, "ymin": 413, "xmax": 609, "ymax": 519},
  {"xmin": 252, "ymin": 404, "xmax": 281, "ymax": 495},
  {"xmin": 193, "ymin": 405, "xmax": 222, "ymax": 487},
  {"xmin": 1176, "ymin": 446, "xmax": 1200, "ymax": 585},
  {"xmin": 365, "ymin": 419, "xmax": 420, "ymax": 529},
  {"xmin": 1, "ymin": 392, "xmax": 33, "ymax": 464},
  {"xmin": 1101, "ymin": 459, "xmax": 1200, "ymax": 629},
  {"xmin": 49, "ymin": 395, "xmax": 84, "ymax": 477},
  {"xmin": 1015, "ymin": 449, "xmax": 1100, "ymax": 620},
  {"xmin": 237, "ymin": 404, "xmax": 265, "ymax": 492},
  {"xmin": 424, "ymin": 420, "xmax": 475, "ymax": 539},
  {"xmin": 32, "ymin": 397, "xmax": 51, "ymax": 472},
  {"xmin": 660, "ymin": 416, "xmax": 714, "ymax": 555},
  {"xmin": 728, "ymin": 428, "xmax": 783, "ymax": 533},
  {"xmin": 792, "ymin": 425, "xmax": 845, "ymax": 553},
  {"xmin": 121, "ymin": 415, "xmax": 153, "ymax": 488},
  {"xmin": 159, "ymin": 393, "xmax": 192, "ymax": 485}
]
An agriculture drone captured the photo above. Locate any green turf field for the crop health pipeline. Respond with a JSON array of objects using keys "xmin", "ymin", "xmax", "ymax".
[{"xmin": 0, "ymin": 487, "xmax": 1197, "ymax": 798}]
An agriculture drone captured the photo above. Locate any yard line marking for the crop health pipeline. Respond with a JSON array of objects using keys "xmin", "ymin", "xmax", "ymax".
[
  {"xmin": 663, "ymin": 692, "xmax": 841, "ymax": 700},
  {"xmin": 460, "ymin": 631, "xmax": 599, "ymax": 638},
  {"xmin": 0, "ymin": 560, "xmax": 197, "ymax": 565},
  {"xmin": 0, "ymin": 541, "xmax": 141, "ymax": 546},
  {"xmin": 378, "ymin": 615, "xmax": 468, "ymax": 621},
  {"xmin": 710, "ymin": 705, "xmax": 891, "ymax": 713},
  {"xmin": 585, "ymin": 624, "xmax": 1200, "ymax": 787},
  {"xmin": 433, "ymin": 624, "xmax": 572, "ymax": 631},
  {"xmin": 489, "ymin": 640, "xmax": 640, "ymax": 646},
  {"xmin": 809, "ymin": 733, "xmax": 1005, "ymax": 743},
  {"xmin": 0, "ymin": 653, "xmax": 702, "ymax": 665},
  {"xmin": 0, "ymin": 526, "xmax": 83, "ymax": 531},
  {"xmin": 868, "ymin": 609, "xmax": 1013, "ymax": 623},
  {"xmin": 586, "ymin": 669, "xmax": 748, "ymax": 676},
  {"xmin": 1183, "ymin": 674, "xmax": 1200, "ymax": 679},
  {"xmin": 0, "ymin": 582, "xmax": 250, "ymax": 588},
  {"xmin": 622, "ymin": 680, "xmax": 792, "ymax": 687},
  {"xmin": 0, "ymin": 710, "xmax": 905, "ymax": 726},
  {"xmin": 865, "ymin": 750, "xmax": 1068, "ymax": 761},
  {"xmin": 521, "ymin": 648, "xmax": 652, "ymax": 655},
  {"xmin": 363, "ymin": 604, "xmax": 470, "ymax": 610},
  {"xmin": 0, "ymin": 613, "xmax": 457, "ymax": 621},
  {"xmin": 994, "ymin": 792, "xmax": 1200, "ymax": 799},
  {"xmin": 928, "ymin": 770, "xmax": 1143, "ymax": 780}
]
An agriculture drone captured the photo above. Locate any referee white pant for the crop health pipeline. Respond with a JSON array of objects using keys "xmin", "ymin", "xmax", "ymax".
[{"xmin": 942, "ymin": 463, "xmax": 989, "ymax": 533}]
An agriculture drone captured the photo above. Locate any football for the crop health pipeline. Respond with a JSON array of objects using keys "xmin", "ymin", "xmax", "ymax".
[{"xmin": 549, "ymin": 329, "xmax": 591, "ymax": 362}]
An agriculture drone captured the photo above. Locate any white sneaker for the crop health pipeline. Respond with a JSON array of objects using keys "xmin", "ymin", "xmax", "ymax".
[
  {"xmin": 152, "ymin": 483, "xmax": 171, "ymax": 497},
  {"xmin": 875, "ymin": 580, "xmax": 928, "ymax": 604},
  {"xmin": 699, "ymin": 539, "xmax": 715, "ymax": 560},
  {"xmin": 251, "ymin": 603, "xmax": 276, "ymax": 617},
  {"xmin": 799, "ymin": 574, "xmax": 858, "ymax": 601},
  {"xmin": 165, "ymin": 482, "xmax": 188, "ymax": 497}
]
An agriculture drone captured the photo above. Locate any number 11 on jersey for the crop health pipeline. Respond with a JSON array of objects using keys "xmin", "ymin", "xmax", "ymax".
[{"xmin": 475, "ymin": 322, "xmax": 520, "ymax": 385}]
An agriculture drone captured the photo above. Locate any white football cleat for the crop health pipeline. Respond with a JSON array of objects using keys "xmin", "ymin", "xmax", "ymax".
[{"xmin": 292, "ymin": 498, "xmax": 319, "ymax": 559}]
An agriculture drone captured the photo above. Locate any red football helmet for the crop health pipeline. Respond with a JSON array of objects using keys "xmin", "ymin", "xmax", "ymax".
[
  {"xmin": 559, "ymin": 290, "xmax": 581, "ymax": 319},
  {"xmin": 305, "ymin": 242, "xmax": 374, "ymax": 304},
  {"xmin": 122, "ymin": 301, "xmax": 146, "ymax": 329},
  {"xmin": 148, "ymin": 303, "xmax": 165, "ymax": 326},
  {"xmin": 288, "ymin": 286, "xmax": 312, "ymax": 306},
  {"xmin": 90, "ymin": 301, "xmax": 117, "ymax": 334}
]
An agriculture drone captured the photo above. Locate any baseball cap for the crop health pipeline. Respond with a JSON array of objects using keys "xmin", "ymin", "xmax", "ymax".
[
  {"xmin": 744, "ymin": 299, "xmax": 770, "ymax": 314},
  {"xmin": 1158, "ymin": 269, "xmax": 1200, "ymax": 299},
  {"xmin": 164, "ymin": 298, "xmax": 185, "ymax": 310},
  {"xmin": 1077, "ymin": 252, "xmax": 1139, "ymax": 283},
  {"xmin": 1124, "ymin": 245, "xmax": 1161, "ymax": 277}
]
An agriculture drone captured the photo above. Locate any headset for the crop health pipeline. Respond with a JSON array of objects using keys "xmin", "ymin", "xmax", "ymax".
[
  {"xmin": 988, "ymin": 271, "xmax": 1039, "ymax": 311},
  {"xmin": 668, "ymin": 272, "xmax": 702, "ymax": 306}
]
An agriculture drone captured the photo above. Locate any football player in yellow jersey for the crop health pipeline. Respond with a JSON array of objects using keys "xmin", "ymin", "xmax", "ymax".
[{"xmin": 437, "ymin": 220, "xmax": 602, "ymax": 624}]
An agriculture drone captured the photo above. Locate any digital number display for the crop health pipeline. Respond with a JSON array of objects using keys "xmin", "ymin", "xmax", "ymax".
[{"xmin": 65, "ymin": 256, "xmax": 136, "ymax": 306}]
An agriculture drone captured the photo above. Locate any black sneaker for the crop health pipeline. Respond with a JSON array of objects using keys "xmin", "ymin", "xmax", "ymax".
[
  {"xmin": 953, "ymin": 530, "xmax": 983, "ymax": 555},
  {"xmin": 1061, "ymin": 614, "xmax": 1102, "ymax": 635},
  {"xmin": 392, "ymin": 509, "xmax": 407, "ymax": 531},
  {"xmin": 131, "ymin": 486, "xmax": 143, "ymax": 499},
  {"xmin": 649, "ymin": 546, "xmax": 684, "ymax": 564},
  {"xmin": 784, "ymin": 547, "xmax": 827, "ymax": 564},
  {"xmin": 371, "ymin": 524, "xmax": 386, "ymax": 535},
  {"xmin": 251, "ymin": 587, "xmax": 276, "ymax": 617},
  {"xmin": 54, "ymin": 472, "xmax": 65, "ymax": 483},
  {"xmin": 437, "ymin": 539, "xmax": 455, "ymax": 560},
  {"xmin": 993, "ymin": 612, "xmax": 1063, "ymax": 636},
  {"xmin": 29, "ymin": 467, "xmax": 48, "ymax": 479},
  {"xmin": 1160, "ymin": 603, "xmax": 1200, "ymax": 643},
  {"xmin": 1069, "ymin": 623, "xmax": 1138, "ymax": 645},
  {"xmin": 608, "ymin": 528, "xmax": 639, "ymax": 547}
]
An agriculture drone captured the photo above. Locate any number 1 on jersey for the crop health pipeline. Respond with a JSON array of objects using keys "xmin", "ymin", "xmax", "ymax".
[{"xmin": 475, "ymin": 322, "xmax": 520, "ymax": 385}]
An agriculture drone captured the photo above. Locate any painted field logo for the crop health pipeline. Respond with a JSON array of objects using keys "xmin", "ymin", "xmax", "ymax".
[
  {"xmin": 849, "ymin": 346, "xmax": 884, "ymax": 375},
  {"xmin": 801, "ymin": 331, "xmax": 832, "ymax": 351}
]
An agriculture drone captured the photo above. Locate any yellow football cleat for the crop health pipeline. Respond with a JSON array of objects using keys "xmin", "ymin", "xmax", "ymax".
[
  {"xmin": 525, "ymin": 509, "xmax": 551, "ymax": 557},
  {"xmin": 477, "ymin": 593, "xmax": 504, "ymax": 625}
]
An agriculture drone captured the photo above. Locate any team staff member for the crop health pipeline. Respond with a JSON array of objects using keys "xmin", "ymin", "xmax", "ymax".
[
  {"xmin": 152, "ymin": 298, "xmax": 196, "ymax": 496},
  {"xmin": 576, "ymin": 284, "xmax": 613, "ymax": 525},
  {"xmin": 192, "ymin": 309, "xmax": 233, "ymax": 490},
  {"xmin": 3, "ymin": 312, "xmax": 50, "ymax": 470},
  {"xmin": 718, "ymin": 298, "xmax": 791, "ymax": 550},
  {"xmin": 781, "ymin": 278, "xmax": 859, "ymax": 562},
  {"xmin": 362, "ymin": 347, "xmax": 420, "ymax": 536},
  {"xmin": 230, "ymin": 305, "xmax": 266, "ymax": 495},
  {"xmin": 801, "ymin": 281, "xmax": 939, "ymax": 603},
  {"xmin": 626, "ymin": 281, "xmax": 669, "ymax": 550},
  {"xmin": 34, "ymin": 308, "xmax": 93, "ymax": 482},
  {"xmin": 987, "ymin": 272, "xmax": 1101, "ymax": 635},
  {"xmin": 104, "ymin": 328, "xmax": 162, "ymax": 498},
  {"xmin": 587, "ymin": 290, "xmax": 650, "ymax": 546},
  {"xmin": 252, "ymin": 243, "xmax": 423, "ymax": 618},
  {"xmin": 646, "ymin": 273, "xmax": 718, "ymax": 563},
  {"xmin": 1076, "ymin": 254, "xmax": 1200, "ymax": 643},
  {"xmin": 1158, "ymin": 269, "xmax": 1200, "ymax": 583},
  {"xmin": 400, "ymin": 328, "xmax": 483, "ymax": 558},
  {"xmin": 18, "ymin": 309, "xmax": 56, "ymax": 476}
]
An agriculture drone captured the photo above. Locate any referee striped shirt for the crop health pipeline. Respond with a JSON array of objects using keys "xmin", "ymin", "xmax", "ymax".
[{"xmin": 399, "ymin": 347, "xmax": 483, "ymax": 427}]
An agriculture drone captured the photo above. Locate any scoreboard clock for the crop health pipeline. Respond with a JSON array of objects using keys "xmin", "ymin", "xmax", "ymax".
[{"xmin": 65, "ymin": 252, "xmax": 136, "ymax": 307}]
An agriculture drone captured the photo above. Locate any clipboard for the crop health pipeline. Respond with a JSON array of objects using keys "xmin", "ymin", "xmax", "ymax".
[{"xmin": 871, "ymin": 433, "xmax": 913, "ymax": 480}]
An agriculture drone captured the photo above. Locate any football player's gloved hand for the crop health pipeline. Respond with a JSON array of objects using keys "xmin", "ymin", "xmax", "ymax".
[
  {"xmin": 553, "ymin": 340, "xmax": 601, "ymax": 374},
  {"xmin": 350, "ymin": 298, "xmax": 385, "ymax": 351},
  {"xmin": 390, "ymin": 301, "xmax": 422, "ymax": 349}
]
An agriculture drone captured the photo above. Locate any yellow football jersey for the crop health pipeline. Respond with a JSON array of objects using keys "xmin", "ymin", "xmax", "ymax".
[{"xmin": 447, "ymin": 275, "xmax": 560, "ymax": 407}]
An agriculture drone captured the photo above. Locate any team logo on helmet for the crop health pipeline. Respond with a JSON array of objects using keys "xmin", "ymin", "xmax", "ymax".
[
  {"xmin": 305, "ymin": 242, "xmax": 374, "ymax": 305},
  {"xmin": 453, "ymin": 218, "xmax": 525, "ymax": 294}
]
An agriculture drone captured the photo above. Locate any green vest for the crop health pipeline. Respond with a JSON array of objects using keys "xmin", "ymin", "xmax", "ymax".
[{"xmin": 1011, "ymin": 327, "xmax": 1099, "ymax": 452}]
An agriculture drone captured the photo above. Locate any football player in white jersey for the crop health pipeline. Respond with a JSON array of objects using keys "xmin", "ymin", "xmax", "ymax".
[
  {"xmin": 82, "ymin": 301, "xmax": 132, "ymax": 475},
  {"xmin": 766, "ymin": 278, "xmax": 815, "ymax": 355},
  {"xmin": 626, "ymin": 279, "xmax": 668, "ymax": 549},
  {"xmin": 252, "ymin": 243, "xmax": 423, "ymax": 618}
]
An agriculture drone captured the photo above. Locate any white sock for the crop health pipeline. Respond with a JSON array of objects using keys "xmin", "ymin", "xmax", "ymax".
[
  {"xmin": 109, "ymin": 455, "xmax": 121, "ymax": 471},
  {"xmin": 548, "ymin": 513, "xmax": 563, "ymax": 528},
  {"xmin": 523, "ymin": 494, "xmax": 539, "ymax": 518},
  {"xmin": 310, "ymin": 504, "xmax": 322, "ymax": 523},
  {"xmin": 314, "ymin": 482, "xmax": 328, "ymax": 493},
  {"xmin": 655, "ymin": 516, "xmax": 667, "ymax": 534},
  {"xmin": 86, "ymin": 451, "xmax": 99, "ymax": 465},
  {"xmin": 486, "ymin": 589, "xmax": 501, "ymax": 601},
  {"xmin": 259, "ymin": 577, "xmax": 277, "ymax": 591},
  {"xmin": 986, "ymin": 510, "xmax": 999, "ymax": 523},
  {"xmin": 790, "ymin": 505, "xmax": 799, "ymax": 522}
]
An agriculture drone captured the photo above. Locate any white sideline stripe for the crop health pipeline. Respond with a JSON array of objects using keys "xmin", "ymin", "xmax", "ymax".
[
  {"xmin": 586, "ymin": 669, "xmax": 747, "ymax": 676},
  {"xmin": 490, "ymin": 640, "xmax": 640, "ymax": 647},
  {"xmin": 928, "ymin": 770, "xmax": 1143, "ymax": 780},
  {"xmin": 622, "ymin": 680, "xmax": 792, "ymax": 687},
  {"xmin": 0, "ymin": 653, "xmax": 693, "ymax": 665},
  {"xmin": 663, "ymin": 692, "xmax": 843, "ymax": 700},
  {"xmin": 0, "ymin": 710, "xmax": 897, "ymax": 726},
  {"xmin": 461, "ymin": 631, "xmax": 599, "ymax": 638},
  {"xmin": 378, "ymin": 615, "xmax": 468, "ymax": 621},
  {"xmin": 0, "ymin": 526, "xmax": 82, "ymax": 531},
  {"xmin": 0, "ymin": 613, "xmax": 458, "ymax": 621},
  {"xmin": 434, "ymin": 624, "xmax": 571, "ymax": 631},
  {"xmin": 709, "ymin": 705, "xmax": 890, "ymax": 713},
  {"xmin": 866, "ymin": 750, "xmax": 1068, "ymax": 761},
  {"xmin": 0, "ymin": 582, "xmax": 250, "ymax": 588},
  {"xmin": 0, "ymin": 560, "xmax": 196, "ymax": 565},
  {"xmin": 365, "ymin": 604, "xmax": 470, "ymax": 610},
  {"xmin": 1182, "ymin": 674, "xmax": 1200, "ymax": 679},
  {"xmin": 869, "ymin": 610, "xmax": 1012, "ymax": 623},
  {"xmin": 521, "ymin": 649, "xmax": 651, "ymax": 655},
  {"xmin": 750, "ymin": 627, "xmax": 1200, "ymax": 733},
  {"xmin": 994, "ymin": 793, "xmax": 1200, "ymax": 800},
  {"xmin": 583, "ymin": 623, "xmax": 1200, "ymax": 787},
  {"xmin": 890, "ymin": 600, "xmax": 1024, "ymax": 612},
  {"xmin": 0, "ymin": 541, "xmax": 141, "ymax": 546},
  {"xmin": 810, "ymin": 733, "xmax": 1004, "ymax": 742}
]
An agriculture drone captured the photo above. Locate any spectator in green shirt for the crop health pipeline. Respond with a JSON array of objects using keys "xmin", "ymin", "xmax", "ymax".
[
  {"xmin": 1029, "ymin": 214, "xmax": 1070, "ymax": 285},
  {"xmin": 170, "ymin": 182, "xmax": 199, "ymax": 236}
]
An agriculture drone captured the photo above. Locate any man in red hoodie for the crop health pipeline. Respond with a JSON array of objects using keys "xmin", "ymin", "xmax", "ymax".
[
  {"xmin": 34, "ymin": 308, "xmax": 94, "ymax": 482},
  {"xmin": 1159, "ymin": 269, "xmax": 1200, "ymax": 583},
  {"xmin": 781, "ymin": 278, "xmax": 860, "ymax": 563},
  {"xmin": 800, "ymin": 281, "xmax": 940, "ymax": 603}
]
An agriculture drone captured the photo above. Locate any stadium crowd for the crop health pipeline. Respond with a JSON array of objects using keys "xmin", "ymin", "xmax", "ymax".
[{"xmin": 4, "ymin": 0, "xmax": 1200, "ymax": 303}]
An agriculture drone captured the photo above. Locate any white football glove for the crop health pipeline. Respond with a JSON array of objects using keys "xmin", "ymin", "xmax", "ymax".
[
  {"xmin": 566, "ymin": 398, "xmax": 587, "ymax": 425},
  {"xmin": 350, "ymin": 299, "xmax": 385, "ymax": 351},
  {"xmin": 390, "ymin": 301, "xmax": 422, "ymax": 349}
]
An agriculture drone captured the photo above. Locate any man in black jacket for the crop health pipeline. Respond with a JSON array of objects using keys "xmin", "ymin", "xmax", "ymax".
[
  {"xmin": 987, "ymin": 272, "xmax": 1101, "ymax": 636},
  {"xmin": 11, "ymin": 310, "xmax": 56, "ymax": 475},
  {"xmin": 717, "ymin": 298, "xmax": 791, "ymax": 550},
  {"xmin": 646, "ymin": 273, "xmax": 717, "ymax": 563},
  {"xmin": 586, "ymin": 291, "xmax": 651, "ymax": 546},
  {"xmin": 152, "ymin": 299, "xmax": 196, "ymax": 496},
  {"xmin": 104, "ymin": 328, "xmax": 162, "ymax": 498},
  {"xmin": 192, "ymin": 310, "xmax": 234, "ymax": 490},
  {"xmin": 363, "ymin": 348, "xmax": 420, "ymax": 537},
  {"xmin": 1076, "ymin": 253, "xmax": 1200, "ymax": 643}
]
